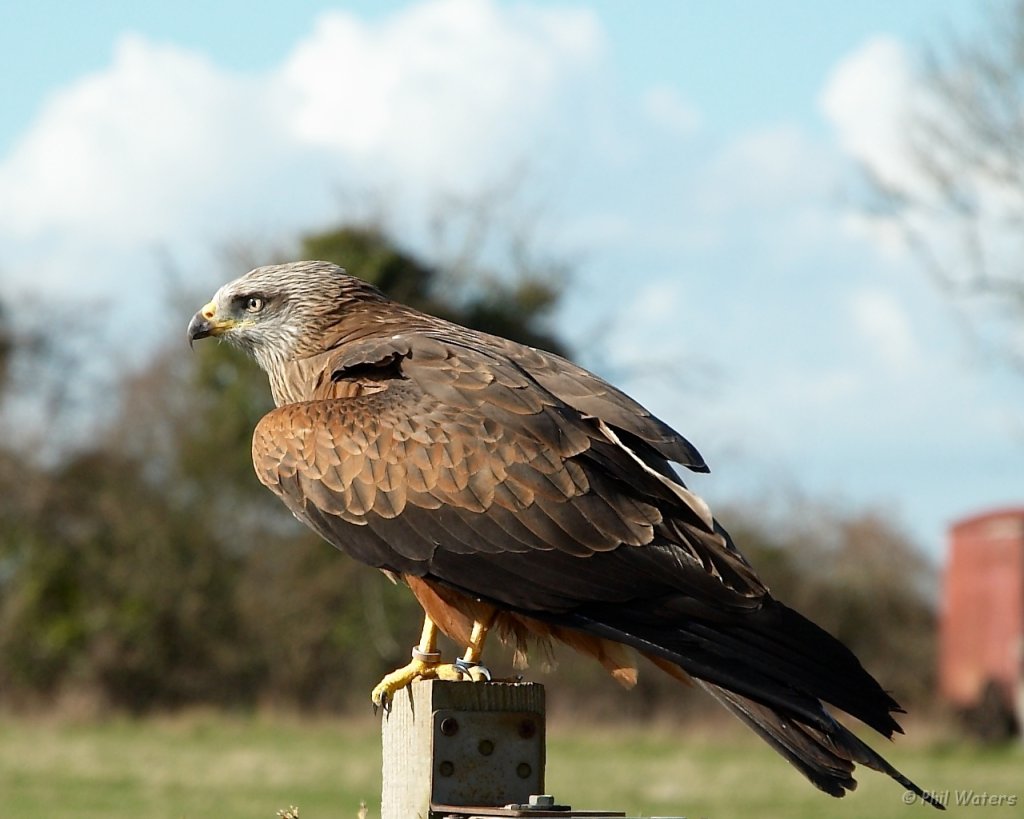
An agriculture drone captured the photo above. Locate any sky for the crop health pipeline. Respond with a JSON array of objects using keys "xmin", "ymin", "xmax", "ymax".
[{"xmin": 1, "ymin": 0, "xmax": 1019, "ymax": 558}]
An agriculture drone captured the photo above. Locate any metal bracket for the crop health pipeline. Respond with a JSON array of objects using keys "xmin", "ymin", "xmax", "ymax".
[
  {"xmin": 432, "ymin": 793, "xmax": 626, "ymax": 817},
  {"xmin": 431, "ymin": 708, "xmax": 545, "ymax": 808}
]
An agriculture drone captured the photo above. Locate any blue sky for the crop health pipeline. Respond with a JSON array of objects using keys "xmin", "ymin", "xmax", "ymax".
[
  {"xmin": 1, "ymin": 0, "xmax": 1018, "ymax": 557},
  {"xmin": 1, "ymin": 0, "xmax": 980, "ymax": 152}
]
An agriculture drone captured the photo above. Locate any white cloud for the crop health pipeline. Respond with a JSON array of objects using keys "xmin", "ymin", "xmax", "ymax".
[
  {"xmin": 603, "ymin": 278, "xmax": 689, "ymax": 370},
  {"xmin": 822, "ymin": 36, "xmax": 1022, "ymax": 252},
  {"xmin": 0, "ymin": 36, "xmax": 262, "ymax": 242},
  {"xmin": 818, "ymin": 37, "xmax": 948, "ymax": 264},
  {"xmin": 0, "ymin": 34, "xmax": 313, "ymax": 298},
  {"xmin": 848, "ymin": 287, "xmax": 921, "ymax": 373},
  {"xmin": 695, "ymin": 123, "xmax": 838, "ymax": 215},
  {"xmin": 641, "ymin": 84, "xmax": 701, "ymax": 136},
  {"xmin": 0, "ymin": 0, "xmax": 603, "ymax": 298},
  {"xmin": 822, "ymin": 33, "xmax": 1024, "ymax": 373},
  {"xmin": 820, "ymin": 36, "xmax": 920, "ymax": 194},
  {"xmin": 279, "ymin": 0, "xmax": 602, "ymax": 185}
]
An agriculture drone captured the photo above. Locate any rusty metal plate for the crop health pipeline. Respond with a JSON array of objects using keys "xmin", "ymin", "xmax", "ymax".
[
  {"xmin": 431, "ymin": 708, "xmax": 545, "ymax": 807},
  {"xmin": 431, "ymin": 806, "xmax": 628, "ymax": 818}
]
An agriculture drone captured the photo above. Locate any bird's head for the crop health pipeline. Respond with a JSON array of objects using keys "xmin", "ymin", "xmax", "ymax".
[{"xmin": 187, "ymin": 260, "xmax": 387, "ymax": 372}]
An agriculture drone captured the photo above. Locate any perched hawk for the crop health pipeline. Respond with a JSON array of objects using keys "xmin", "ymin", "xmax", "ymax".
[{"xmin": 188, "ymin": 261, "xmax": 939, "ymax": 807}]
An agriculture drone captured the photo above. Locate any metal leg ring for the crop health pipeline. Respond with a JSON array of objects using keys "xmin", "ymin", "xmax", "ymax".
[
  {"xmin": 412, "ymin": 646, "xmax": 442, "ymax": 663},
  {"xmin": 454, "ymin": 657, "xmax": 492, "ymax": 680}
]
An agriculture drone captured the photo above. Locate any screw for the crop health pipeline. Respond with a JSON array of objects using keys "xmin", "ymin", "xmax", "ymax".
[
  {"xmin": 439, "ymin": 760, "xmax": 455, "ymax": 777},
  {"xmin": 439, "ymin": 717, "xmax": 459, "ymax": 736},
  {"xmin": 518, "ymin": 718, "xmax": 536, "ymax": 739},
  {"xmin": 516, "ymin": 762, "xmax": 532, "ymax": 779},
  {"xmin": 478, "ymin": 739, "xmax": 494, "ymax": 756}
]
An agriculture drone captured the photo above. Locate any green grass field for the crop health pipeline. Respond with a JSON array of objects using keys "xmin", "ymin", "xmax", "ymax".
[{"xmin": 0, "ymin": 711, "xmax": 1020, "ymax": 818}]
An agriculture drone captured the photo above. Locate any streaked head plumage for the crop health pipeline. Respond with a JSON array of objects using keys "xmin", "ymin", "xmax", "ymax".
[{"xmin": 187, "ymin": 260, "xmax": 387, "ymax": 370}]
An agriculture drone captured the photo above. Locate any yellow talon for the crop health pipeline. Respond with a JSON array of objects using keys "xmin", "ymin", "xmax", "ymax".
[
  {"xmin": 371, "ymin": 657, "xmax": 441, "ymax": 708},
  {"xmin": 371, "ymin": 612, "xmax": 496, "ymax": 710},
  {"xmin": 370, "ymin": 659, "xmax": 491, "ymax": 709}
]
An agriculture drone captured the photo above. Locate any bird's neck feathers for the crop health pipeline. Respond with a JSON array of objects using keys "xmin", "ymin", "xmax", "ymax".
[{"xmin": 262, "ymin": 300, "xmax": 418, "ymax": 407}]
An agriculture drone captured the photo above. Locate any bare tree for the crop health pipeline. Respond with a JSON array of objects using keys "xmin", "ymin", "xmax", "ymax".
[{"xmin": 861, "ymin": 0, "xmax": 1024, "ymax": 369}]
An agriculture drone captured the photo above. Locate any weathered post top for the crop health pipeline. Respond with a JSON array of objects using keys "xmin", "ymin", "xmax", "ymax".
[{"xmin": 382, "ymin": 680, "xmax": 547, "ymax": 819}]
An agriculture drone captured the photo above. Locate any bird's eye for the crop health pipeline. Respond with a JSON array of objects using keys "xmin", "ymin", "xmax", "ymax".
[{"xmin": 244, "ymin": 296, "xmax": 265, "ymax": 313}]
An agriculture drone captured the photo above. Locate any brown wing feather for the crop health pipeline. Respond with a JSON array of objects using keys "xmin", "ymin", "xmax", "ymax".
[
  {"xmin": 252, "ymin": 332, "xmax": 741, "ymax": 595},
  {"xmin": 467, "ymin": 334, "xmax": 709, "ymax": 473}
]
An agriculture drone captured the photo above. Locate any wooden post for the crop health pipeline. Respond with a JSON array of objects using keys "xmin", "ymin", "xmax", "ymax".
[{"xmin": 381, "ymin": 680, "xmax": 546, "ymax": 819}]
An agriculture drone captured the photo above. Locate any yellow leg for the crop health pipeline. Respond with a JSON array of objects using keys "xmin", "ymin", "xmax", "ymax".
[
  {"xmin": 371, "ymin": 615, "xmax": 444, "ymax": 709},
  {"xmin": 458, "ymin": 610, "xmax": 495, "ymax": 670},
  {"xmin": 416, "ymin": 616, "xmax": 438, "ymax": 658},
  {"xmin": 370, "ymin": 612, "xmax": 496, "ymax": 710}
]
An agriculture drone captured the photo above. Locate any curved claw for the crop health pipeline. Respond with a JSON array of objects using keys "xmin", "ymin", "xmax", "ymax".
[
  {"xmin": 454, "ymin": 658, "xmax": 492, "ymax": 681},
  {"xmin": 372, "ymin": 691, "xmax": 391, "ymax": 716},
  {"xmin": 371, "ymin": 657, "xmax": 438, "ymax": 709}
]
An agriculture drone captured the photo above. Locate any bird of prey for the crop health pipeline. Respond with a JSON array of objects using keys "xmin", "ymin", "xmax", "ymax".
[{"xmin": 188, "ymin": 260, "xmax": 940, "ymax": 808}]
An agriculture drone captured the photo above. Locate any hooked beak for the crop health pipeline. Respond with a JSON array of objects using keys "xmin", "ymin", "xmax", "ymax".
[{"xmin": 187, "ymin": 301, "xmax": 233, "ymax": 348}]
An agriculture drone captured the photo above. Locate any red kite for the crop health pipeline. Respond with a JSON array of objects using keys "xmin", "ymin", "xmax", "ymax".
[{"xmin": 189, "ymin": 261, "xmax": 940, "ymax": 807}]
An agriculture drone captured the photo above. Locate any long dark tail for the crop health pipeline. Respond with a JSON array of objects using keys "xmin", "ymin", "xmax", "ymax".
[
  {"xmin": 569, "ymin": 597, "xmax": 944, "ymax": 809},
  {"xmin": 701, "ymin": 683, "xmax": 942, "ymax": 807}
]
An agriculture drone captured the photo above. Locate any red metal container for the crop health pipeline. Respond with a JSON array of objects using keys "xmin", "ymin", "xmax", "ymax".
[{"xmin": 939, "ymin": 507, "xmax": 1024, "ymax": 731}]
